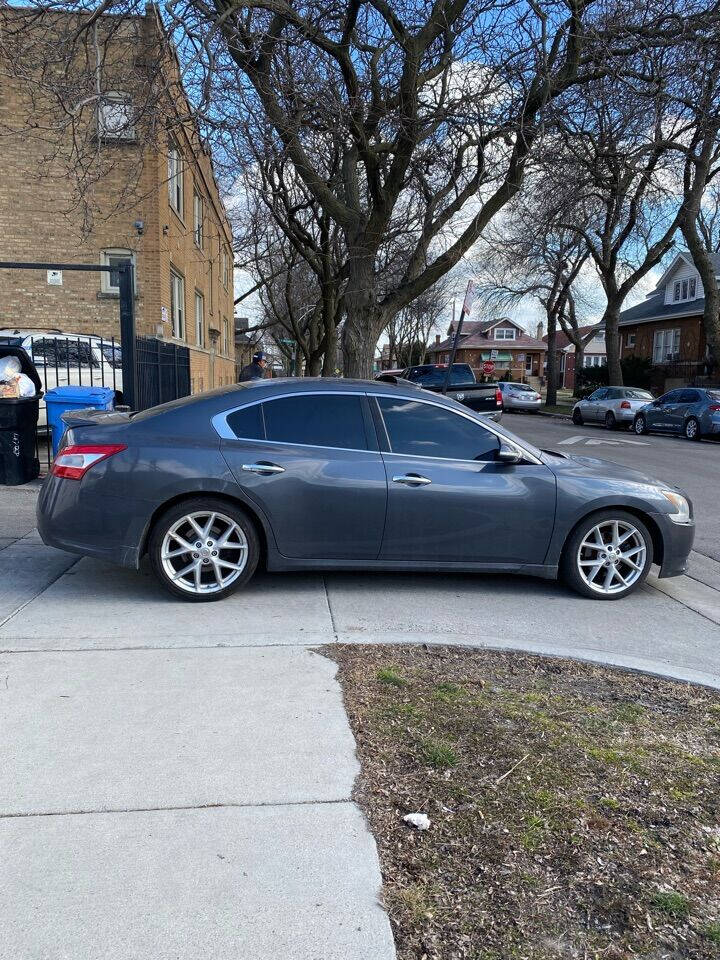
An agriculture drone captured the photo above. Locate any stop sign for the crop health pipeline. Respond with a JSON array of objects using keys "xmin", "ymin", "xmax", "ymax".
[{"xmin": 482, "ymin": 360, "xmax": 495, "ymax": 375}]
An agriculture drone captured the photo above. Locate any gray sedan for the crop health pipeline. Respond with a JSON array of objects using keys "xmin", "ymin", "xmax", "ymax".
[
  {"xmin": 38, "ymin": 378, "xmax": 694, "ymax": 602},
  {"xmin": 572, "ymin": 386, "xmax": 655, "ymax": 429},
  {"xmin": 498, "ymin": 381, "xmax": 542, "ymax": 411}
]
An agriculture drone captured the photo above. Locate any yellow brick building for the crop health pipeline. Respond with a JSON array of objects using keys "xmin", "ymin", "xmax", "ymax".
[{"xmin": 0, "ymin": 7, "xmax": 235, "ymax": 392}]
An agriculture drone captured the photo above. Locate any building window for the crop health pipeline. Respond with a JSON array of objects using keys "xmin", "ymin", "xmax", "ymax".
[
  {"xmin": 494, "ymin": 327, "xmax": 516, "ymax": 340},
  {"xmin": 100, "ymin": 249, "xmax": 136, "ymax": 295},
  {"xmin": 222, "ymin": 248, "xmax": 230, "ymax": 289},
  {"xmin": 222, "ymin": 316, "xmax": 229, "ymax": 356},
  {"xmin": 653, "ymin": 328, "xmax": 680, "ymax": 364},
  {"xmin": 195, "ymin": 291, "xmax": 205, "ymax": 348},
  {"xmin": 170, "ymin": 270, "xmax": 185, "ymax": 339},
  {"xmin": 673, "ymin": 277, "xmax": 698, "ymax": 302},
  {"xmin": 193, "ymin": 190, "xmax": 203, "ymax": 247},
  {"xmin": 584, "ymin": 355, "xmax": 603, "ymax": 368},
  {"xmin": 626, "ymin": 333, "xmax": 635, "ymax": 347},
  {"xmin": 168, "ymin": 141, "xmax": 184, "ymax": 217},
  {"xmin": 98, "ymin": 92, "xmax": 135, "ymax": 140}
]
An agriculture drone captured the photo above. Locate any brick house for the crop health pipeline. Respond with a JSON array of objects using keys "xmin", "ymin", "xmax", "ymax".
[
  {"xmin": 427, "ymin": 317, "xmax": 547, "ymax": 383},
  {"xmin": 543, "ymin": 325, "xmax": 606, "ymax": 390},
  {"xmin": 618, "ymin": 252, "xmax": 719, "ymax": 389},
  {"xmin": 0, "ymin": 6, "xmax": 235, "ymax": 393}
]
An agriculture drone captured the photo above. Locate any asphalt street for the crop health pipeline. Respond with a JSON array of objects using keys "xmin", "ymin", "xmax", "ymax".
[{"xmin": 507, "ymin": 412, "xmax": 720, "ymax": 562}]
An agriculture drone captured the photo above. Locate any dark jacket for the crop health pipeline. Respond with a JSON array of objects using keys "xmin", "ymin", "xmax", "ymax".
[{"xmin": 238, "ymin": 361, "xmax": 266, "ymax": 382}]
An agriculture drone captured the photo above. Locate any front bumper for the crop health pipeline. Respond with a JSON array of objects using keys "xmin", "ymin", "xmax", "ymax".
[{"xmin": 654, "ymin": 512, "xmax": 695, "ymax": 578}]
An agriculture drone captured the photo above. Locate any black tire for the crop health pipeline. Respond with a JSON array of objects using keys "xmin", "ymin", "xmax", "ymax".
[
  {"xmin": 561, "ymin": 509, "xmax": 653, "ymax": 600},
  {"xmin": 604, "ymin": 411, "xmax": 617, "ymax": 430},
  {"xmin": 149, "ymin": 497, "xmax": 260, "ymax": 602},
  {"xmin": 633, "ymin": 415, "xmax": 647, "ymax": 435},
  {"xmin": 684, "ymin": 417, "xmax": 701, "ymax": 441},
  {"xmin": 572, "ymin": 408, "xmax": 583, "ymax": 425}
]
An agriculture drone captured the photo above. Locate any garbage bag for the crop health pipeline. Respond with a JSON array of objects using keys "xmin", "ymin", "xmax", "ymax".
[
  {"xmin": 0, "ymin": 356, "xmax": 37, "ymax": 398},
  {"xmin": 0, "ymin": 356, "xmax": 21, "ymax": 382}
]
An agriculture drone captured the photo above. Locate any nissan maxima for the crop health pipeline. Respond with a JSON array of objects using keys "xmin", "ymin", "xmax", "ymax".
[{"xmin": 37, "ymin": 378, "xmax": 695, "ymax": 602}]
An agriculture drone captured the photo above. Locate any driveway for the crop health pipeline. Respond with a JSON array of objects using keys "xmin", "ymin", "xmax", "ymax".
[{"xmin": 1, "ymin": 481, "xmax": 719, "ymax": 959}]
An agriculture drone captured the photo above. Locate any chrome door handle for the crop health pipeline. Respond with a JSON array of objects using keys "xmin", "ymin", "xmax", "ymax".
[
  {"xmin": 241, "ymin": 462, "xmax": 285, "ymax": 475},
  {"xmin": 392, "ymin": 474, "xmax": 432, "ymax": 486}
]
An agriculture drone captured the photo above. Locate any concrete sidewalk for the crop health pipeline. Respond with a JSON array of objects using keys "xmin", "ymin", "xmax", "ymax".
[{"xmin": 2, "ymin": 483, "xmax": 720, "ymax": 959}]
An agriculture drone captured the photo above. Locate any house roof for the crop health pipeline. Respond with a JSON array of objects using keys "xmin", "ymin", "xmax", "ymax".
[
  {"xmin": 544, "ymin": 324, "xmax": 602, "ymax": 350},
  {"xmin": 428, "ymin": 331, "xmax": 547, "ymax": 354},
  {"xmin": 618, "ymin": 292, "xmax": 706, "ymax": 327}
]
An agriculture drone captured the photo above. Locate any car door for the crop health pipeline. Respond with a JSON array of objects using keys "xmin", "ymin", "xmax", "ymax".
[
  {"xmin": 594, "ymin": 387, "xmax": 618, "ymax": 421},
  {"xmin": 646, "ymin": 390, "xmax": 679, "ymax": 431},
  {"xmin": 218, "ymin": 391, "xmax": 387, "ymax": 560},
  {"xmin": 371, "ymin": 394, "xmax": 556, "ymax": 564},
  {"xmin": 669, "ymin": 390, "xmax": 699, "ymax": 433},
  {"xmin": 583, "ymin": 388, "xmax": 608, "ymax": 421}
]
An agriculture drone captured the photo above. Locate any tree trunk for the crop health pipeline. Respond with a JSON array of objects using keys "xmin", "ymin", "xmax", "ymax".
[
  {"xmin": 545, "ymin": 310, "xmax": 558, "ymax": 407},
  {"xmin": 307, "ymin": 353, "xmax": 323, "ymax": 376},
  {"xmin": 682, "ymin": 217, "xmax": 720, "ymax": 375},
  {"xmin": 603, "ymin": 303, "xmax": 623, "ymax": 385},
  {"xmin": 574, "ymin": 346, "xmax": 585, "ymax": 397},
  {"xmin": 342, "ymin": 244, "xmax": 384, "ymax": 378}
]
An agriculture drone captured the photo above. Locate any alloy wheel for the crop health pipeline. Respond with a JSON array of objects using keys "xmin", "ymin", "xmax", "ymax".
[
  {"xmin": 160, "ymin": 510, "xmax": 248, "ymax": 595},
  {"xmin": 576, "ymin": 519, "xmax": 646, "ymax": 596},
  {"xmin": 634, "ymin": 416, "xmax": 646, "ymax": 434},
  {"xmin": 685, "ymin": 418, "xmax": 699, "ymax": 440}
]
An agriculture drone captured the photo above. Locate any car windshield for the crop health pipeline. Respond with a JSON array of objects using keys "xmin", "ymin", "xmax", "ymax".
[{"xmin": 624, "ymin": 389, "xmax": 653, "ymax": 400}]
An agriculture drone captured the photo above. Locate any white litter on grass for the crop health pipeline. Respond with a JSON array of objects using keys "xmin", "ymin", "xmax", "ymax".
[{"xmin": 403, "ymin": 812, "xmax": 431, "ymax": 831}]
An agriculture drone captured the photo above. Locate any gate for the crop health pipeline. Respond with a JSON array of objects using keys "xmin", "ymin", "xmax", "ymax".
[{"xmin": 136, "ymin": 335, "xmax": 190, "ymax": 410}]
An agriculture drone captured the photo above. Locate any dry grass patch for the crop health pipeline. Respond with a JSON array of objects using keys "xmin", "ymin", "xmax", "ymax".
[{"xmin": 324, "ymin": 644, "xmax": 720, "ymax": 960}]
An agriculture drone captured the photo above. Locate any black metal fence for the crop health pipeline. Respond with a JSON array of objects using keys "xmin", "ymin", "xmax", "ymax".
[
  {"xmin": 0, "ymin": 333, "xmax": 191, "ymax": 470},
  {"xmin": 136, "ymin": 336, "xmax": 191, "ymax": 411}
]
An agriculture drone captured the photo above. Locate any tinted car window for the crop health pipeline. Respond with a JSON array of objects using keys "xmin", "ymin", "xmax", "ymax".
[
  {"xmin": 407, "ymin": 365, "xmax": 473, "ymax": 387},
  {"xmin": 378, "ymin": 397, "xmax": 499, "ymax": 461},
  {"xmin": 226, "ymin": 402, "xmax": 265, "ymax": 440},
  {"xmin": 589, "ymin": 389, "xmax": 609, "ymax": 400},
  {"xmin": 263, "ymin": 394, "xmax": 368, "ymax": 450},
  {"xmin": 679, "ymin": 390, "xmax": 700, "ymax": 403},
  {"xmin": 606, "ymin": 388, "xmax": 623, "ymax": 399},
  {"xmin": 659, "ymin": 390, "xmax": 681, "ymax": 404},
  {"xmin": 624, "ymin": 389, "xmax": 653, "ymax": 400}
]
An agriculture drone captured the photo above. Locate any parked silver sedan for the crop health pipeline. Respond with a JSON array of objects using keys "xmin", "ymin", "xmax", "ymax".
[
  {"xmin": 572, "ymin": 386, "xmax": 655, "ymax": 429},
  {"xmin": 498, "ymin": 381, "xmax": 542, "ymax": 411}
]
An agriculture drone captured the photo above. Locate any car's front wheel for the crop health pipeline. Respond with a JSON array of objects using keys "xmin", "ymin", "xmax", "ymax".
[
  {"xmin": 561, "ymin": 510, "xmax": 653, "ymax": 600},
  {"xmin": 572, "ymin": 408, "xmax": 583, "ymax": 425},
  {"xmin": 149, "ymin": 497, "xmax": 259, "ymax": 601},
  {"xmin": 633, "ymin": 415, "xmax": 648, "ymax": 435}
]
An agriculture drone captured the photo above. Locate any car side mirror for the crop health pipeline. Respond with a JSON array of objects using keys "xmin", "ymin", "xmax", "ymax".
[{"xmin": 497, "ymin": 442, "xmax": 523, "ymax": 465}]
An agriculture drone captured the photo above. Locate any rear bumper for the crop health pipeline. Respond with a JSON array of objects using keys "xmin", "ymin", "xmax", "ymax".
[
  {"xmin": 507, "ymin": 399, "xmax": 542, "ymax": 411},
  {"xmin": 37, "ymin": 473, "xmax": 146, "ymax": 568}
]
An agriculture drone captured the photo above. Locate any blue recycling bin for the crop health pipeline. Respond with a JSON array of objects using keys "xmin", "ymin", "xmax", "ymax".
[{"xmin": 45, "ymin": 386, "xmax": 116, "ymax": 458}]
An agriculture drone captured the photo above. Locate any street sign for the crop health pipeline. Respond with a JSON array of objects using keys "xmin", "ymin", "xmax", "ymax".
[
  {"xmin": 482, "ymin": 360, "xmax": 495, "ymax": 375},
  {"xmin": 461, "ymin": 280, "xmax": 476, "ymax": 315},
  {"xmin": 490, "ymin": 349, "xmax": 498, "ymax": 360},
  {"xmin": 517, "ymin": 352, "xmax": 525, "ymax": 362}
]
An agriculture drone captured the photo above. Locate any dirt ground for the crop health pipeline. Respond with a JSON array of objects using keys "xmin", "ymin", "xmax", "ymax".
[{"xmin": 324, "ymin": 645, "xmax": 720, "ymax": 960}]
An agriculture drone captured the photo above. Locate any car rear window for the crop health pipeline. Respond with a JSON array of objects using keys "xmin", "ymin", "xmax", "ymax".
[
  {"xmin": 624, "ymin": 389, "xmax": 653, "ymax": 400},
  {"xmin": 262, "ymin": 394, "xmax": 368, "ymax": 450},
  {"xmin": 510, "ymin": 383, "xmax": 535, "ymax": 392},
  {"xmin": 226, "ymin": 403, "xmax": 265, "ymax": 440},
  {"xmin": 708, "ymin": 391, "xmax": 720, "ymax": 403}
]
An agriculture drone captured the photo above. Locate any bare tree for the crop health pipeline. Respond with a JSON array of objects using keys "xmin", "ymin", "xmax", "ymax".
[
  {"xmin": 166, "ymin": 0, "xmax": 718, "ymax": 377},
  {"xmin": 386, "ymin": 281, "xmax": 450, "ymax": 368}
]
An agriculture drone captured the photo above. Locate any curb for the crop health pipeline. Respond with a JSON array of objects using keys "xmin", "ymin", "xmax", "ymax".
[{"xmin": 535, "ymin": 410, "xmax": 573, "ymax": 420}]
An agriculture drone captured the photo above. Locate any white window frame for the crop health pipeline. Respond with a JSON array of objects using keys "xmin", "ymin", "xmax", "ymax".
[
  {"xmin": 689, "ymin": 277, "xmax": 697, "ymax": 299},
  {"xmin": 672, "ymin": 276, "xmax": 698, "ymax": 303},
  {"xmin": 98, "ymin": 92, "xmax": 135, "ymax": 140},
  {"xmin": 168, "ymin": 141, "xmax": 184, "ymax": 217},
  {"xmin": 222, "ymin": 248, "xmax": 230, "ymax": 289},
  {"xmin": 494, "ymin": 327, "xmax": 517, "ymax": 340},
  {"xmin": 170, "ymin": 269, "xmax": 185, "ymax": 340},
  {"xmin": 195, "ymin": 291, "xmax": 205, "ymax": 348},
  {"xmin": 222, "ymin": 316, "xmax": 229, "ymax": 356},
  {"xmin": 673, "ymin": 280, "xmax": 681, "ymax": 302},
  {"xmin": 626, "ymin": 333, "xmax": 635, "ymax": 347},
  {"xmin": 100, "ymin": 249, "xmax": 136, "ymax": 295},
  {"xmin": 193, "ymin": 189, "xmax": 203, "ymax": 248},
  {"xmin": 653, "ymin": 328, "xmax": 680, "ymax": 364}
]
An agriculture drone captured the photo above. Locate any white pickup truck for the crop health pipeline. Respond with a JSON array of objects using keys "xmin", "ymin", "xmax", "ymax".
[{"xmin": 0, "ymin": 329, "xmax": 123, "ymax": 426}]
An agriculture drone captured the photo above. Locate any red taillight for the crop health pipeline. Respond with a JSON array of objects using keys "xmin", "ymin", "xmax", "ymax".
[
  {"xmin": 620, "ymin": 400, "xmax": 631, "ymax": 409},
  {"xmin": 51, "ymin": 444, "xmax": 127, "ymax": 480},
  {"xmin": 709, "ymin": 405, "xmax": 720, "ymax": 412},
  {"xmin": 496, "ymin": 388, "xmax": 503, "ymax": 406}
]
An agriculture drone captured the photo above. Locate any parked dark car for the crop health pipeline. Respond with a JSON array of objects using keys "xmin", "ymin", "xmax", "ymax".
[
  {"xmin": 633, "ymin": 387, "xmax": 720, "ymax": 440},
  {"xmin": 400, "ymin": 363, "xmax": 503, "ymax": 420},
  {"xmin": 38, "ymin": 378, "xmax": 694, "ymax": 602}
]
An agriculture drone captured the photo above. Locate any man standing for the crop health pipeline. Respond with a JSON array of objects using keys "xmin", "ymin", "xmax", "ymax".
[{"xmin": 239, "ymin": 351, "xmax": 268, "ymax": 382}]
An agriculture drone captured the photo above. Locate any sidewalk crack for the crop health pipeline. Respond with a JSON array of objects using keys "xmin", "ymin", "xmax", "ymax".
[{"xmin": 322, "ymin": 575, "xmax": 339, "ymax": 642}]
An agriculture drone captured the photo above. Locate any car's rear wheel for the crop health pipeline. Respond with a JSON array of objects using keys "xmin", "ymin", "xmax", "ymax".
[
  {"xmin": 604, "ymin": 411, "xmax": 616, "ymax": 430},
  {"xmin": 684, "ymin": 417, "xmax": 701, "ymax": 441},
  {"xmin": 572, "ymin": 408, "xmax": 583, "ymax": 425},
  {"xmin": 149, "ymin": 497, "xmax": 259, "ymax": 602},
  {"xmin": 633, "ymin": 415, "xmax": 647, "ymax": 435},
  {"xmin": 561, "ymin": 510, "xmax": 653, "ymax": 600}
]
